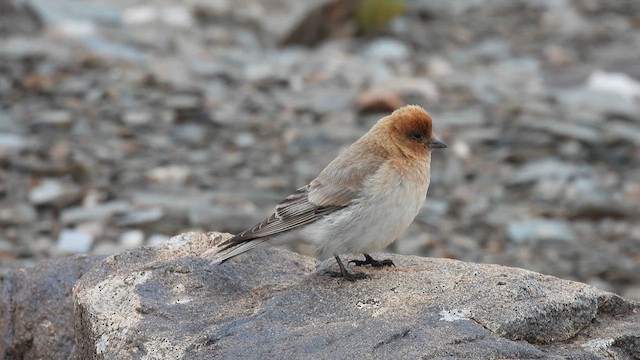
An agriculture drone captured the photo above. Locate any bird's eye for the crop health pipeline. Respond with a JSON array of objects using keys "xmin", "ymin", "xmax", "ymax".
[{"xmin": 410, "ymin": 132, "xmax": 424, "ymax": 140}]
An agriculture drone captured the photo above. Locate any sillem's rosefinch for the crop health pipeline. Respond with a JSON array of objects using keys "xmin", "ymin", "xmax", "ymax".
[{"xmin": 208, "ymin": 105, "xmax": 446, "ymax": 281}]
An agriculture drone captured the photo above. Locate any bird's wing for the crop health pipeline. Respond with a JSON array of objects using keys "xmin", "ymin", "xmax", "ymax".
[{"xmin": 217, "ymin": 152, "xmax": 386, "ymax": 251}]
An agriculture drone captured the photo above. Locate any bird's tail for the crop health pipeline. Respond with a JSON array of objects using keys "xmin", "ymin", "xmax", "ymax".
[{"xmin": 206, "ymin": 238, "xmax": 268, "ymax": 264}]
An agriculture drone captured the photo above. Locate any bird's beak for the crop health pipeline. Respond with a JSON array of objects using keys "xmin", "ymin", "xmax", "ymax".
[{"xmin": 428, "ymin": 137, "xmax": 447, "ymax": 149}]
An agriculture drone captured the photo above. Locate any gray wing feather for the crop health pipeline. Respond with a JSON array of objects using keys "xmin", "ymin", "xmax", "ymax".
[
  {"xmin": 217, "ymin": 184, "xmax": 345, "ymax": 251},
  {"xmin": 217, "ymin": 148, "xmax": 386, "ymax": 253}
]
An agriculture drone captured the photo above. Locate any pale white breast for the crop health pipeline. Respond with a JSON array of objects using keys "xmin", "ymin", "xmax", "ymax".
[{"xmin": 301, "ymin": 160, "xmax": 430, "ymax": 258}]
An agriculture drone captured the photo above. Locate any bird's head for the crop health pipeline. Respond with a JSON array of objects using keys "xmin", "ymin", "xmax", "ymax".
[{"xmin": 378, "ymin": 105, "xmax": 446, "ymax": 159}]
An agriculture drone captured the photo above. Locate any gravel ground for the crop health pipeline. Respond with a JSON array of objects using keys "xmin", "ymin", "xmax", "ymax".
[{"xmin": 1, "ymin": 0, "xmax": 639, "ymax": 299}]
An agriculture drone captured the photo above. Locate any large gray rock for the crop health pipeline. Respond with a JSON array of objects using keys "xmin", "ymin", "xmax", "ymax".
[
  {"xmin": 0, "ymin": 255, "xmax": 103, "ymax": 360},
  {"xmin": 73, "ymin": 232, "xmax": 640, "ymax": 359}
]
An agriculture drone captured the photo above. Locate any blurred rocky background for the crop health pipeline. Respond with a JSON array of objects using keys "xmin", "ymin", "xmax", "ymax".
[{"xmin": 0, "ymin": 0, "xmax": 639, "ymax": 299}]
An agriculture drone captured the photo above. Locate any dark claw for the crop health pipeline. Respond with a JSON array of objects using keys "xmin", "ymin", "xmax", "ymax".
[
  {"xmin": 376, "ymin": 259, "xmax": 395, "ymax": 267},
  {"xmin": 350, "ymin": 254, "xmax": 395, "ymax": 267}
]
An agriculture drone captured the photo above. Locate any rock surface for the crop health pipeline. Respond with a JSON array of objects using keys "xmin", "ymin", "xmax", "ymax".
[
  {"xmin": 73, "ymin": 232, "xmax": 640, "ymax": 359},
  {"xmin": 0, "ymin": 255, "xmax": 103, "ymax": 360},
  {"xmin": 1, "ymin": 0, "xmax": 640, "ymax": 300}
]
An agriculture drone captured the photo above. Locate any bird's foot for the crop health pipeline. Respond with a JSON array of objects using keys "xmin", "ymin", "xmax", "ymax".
[
  {"xmin": 350, "ymin": 254, "xmax": 395, "ymax": 267},
  {"xmin": 329, "ymin": 255, "xmax": 368, "ymax": 282}
]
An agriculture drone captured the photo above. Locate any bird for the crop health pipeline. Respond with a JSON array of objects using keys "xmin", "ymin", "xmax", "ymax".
[{"xmin": 207, "ymin": 105, "xmax": 446, "ymax": 281}]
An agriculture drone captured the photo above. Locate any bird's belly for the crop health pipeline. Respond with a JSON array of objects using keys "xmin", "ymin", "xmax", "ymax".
[{"xmin": 303, "ymin": 181, "xmax": 428, "ymax": 257}]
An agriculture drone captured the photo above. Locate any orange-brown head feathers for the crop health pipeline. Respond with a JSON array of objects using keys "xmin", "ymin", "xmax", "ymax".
[{"xmin": 373, "ymin": 105, "xmax": 446, "ymax": 159}]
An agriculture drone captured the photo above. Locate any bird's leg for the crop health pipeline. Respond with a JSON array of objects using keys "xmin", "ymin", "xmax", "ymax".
[
  {"xmin": 350, "ymin": 253, "xmax": 395, "ymax": 267},
  {"xmin": 328, "ymin": 255, "xmax": 368, "ymax": 282}
]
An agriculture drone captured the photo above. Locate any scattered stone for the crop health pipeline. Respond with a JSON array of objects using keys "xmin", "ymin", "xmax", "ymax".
[
  {"xmin": 50, "ymin": 20, "xmax": 97, "ymax": 38},
  {"xmin": 131, "ymin": 191, "xmax": 209, "ymax": 210},
  {"xmin": 356, "ymin": 88, "xmax": 404, "ymax": 113},
  {"xmin": 116, "ymin": 207, "xmax": 164, "ymax": 226},
  {"xmin": 0, "ymin": 111, "xmax": 15, "ymax": 129},
  {"xmin": 29, "ymin": 179, "xmax": 81, "ymax": 206},
  {"xmin": 27, "ymin": 0, "xmax": 120, "ymax": 26},
  {"xmin": 425, "ymin": 57, "xmax": 454, "ymax": 77},
  {"xmin": 564, "ymin": 178, "xmax": 611, "ymax": 212},
  {"xmin": 362, "ymin": 38, "xmax": 411, "ymax": 61},
  {"xmin": 83, "ymin": 35, "xmax": 146, "ymax": 62},
  {"xmin": 172, "ymin": 123, "xmax": 207, "ymax": 145},
  {"xmin": 450, "ymin": 140, "xmax": 472, "ymax": 160},
  {"xmin": 277, "ymin": 0, "xmax": 358, "ymax": 46},
  {"xmin": 122, "ymin": 5, "xmax": 193, "ymax": 27},
  {"xmin": 510, "ymin": 159, "xmax": 588, "ymax": 185},
  {"xmin": 0, "ymin": 133, "xmax": 28, "ymax": 151},
  {"xmin": 517, "ymin": 117, "xmax": 599, "ymax": 143},
  {"xmin": 55, "ymin": 229, "xmax": 95, "ymax": 254},
  {"xmin": 451, "ymin": 40, "xmax": 512, "ymax": 64},
  {"xmin": 586, "ymin": 70, "xmax": 640, "ymax": 101},
  {"xmin": 75, "ymin": 221, "xmax": 105, "ymax": 238},
  {"xmin": 543, "ymin": 44, "xmax": 574, "ymax": 67},
  {"xmin": 556, "ymin": 88, "xmax": 639, "ymax": 121},
  {"xmin": 0, "ymin": 203, "xmax": 37, "ymax": 225},
  {"xmin": 121, "ymin": 110, "xmax": 153, "ymax": 126},
  {"xmin": 0, "ymin": 239, "xmax": 14, "ymax": 257},
  {"xmin": 507, "ymin": 220, "xmax": 577, "ymax": 244},
  {"xmin": 244, "ymin": 62, "xmax": 278, "ymax": 83},
  {"xmin": 361, "ymin": 77, "xmax": 440, "ymax": 109},
  {"xmin": 435, "ymin": 108, "xmax": 486, "ymax": 128},
  {"xmin": 119, "ymin": 230, "xmax": 145, "ymax": 249},
  {"xmin": 541, "ymin": 4, "xmax": 592, "ymax": 39},
  {"xmin": 165, "ymin": 95, "xmax": 201, "ymax": 110},
  {"xmin": 34, "ymin": 110, "xmax": 73, "ymax": 126},
  {"xmin": 121, "ymin": 6, "xmax": 156, "ymax": 25},
  {"xmin": 607, "ymin": 121, "xmax": 640, "ymax": 144},
  {"xmin": 60, "ymin": 201, "xmax": 131, "ymax": 224},
  {"xmin": 233, "ymin": 132, "xmax": 256, "ymax": 148},
  {"xmin": 187, "ymin": 203, "xmax": 257, "ymax": 231},
  {"xmin": 145, "ymin": 165, "xmax": 191, "ymax": 184},
  {"xmin": 309, "ymin": 88, "xmax": 355, "ymax": 114}
]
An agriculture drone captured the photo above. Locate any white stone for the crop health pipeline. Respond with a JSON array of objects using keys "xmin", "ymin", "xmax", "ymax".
[
  {"xmin": 587, "ymin": 70, "xmax": 640, "ymax": 102},
  {"xmin": 56, "ymin": 229, "xmax": 94, "ymax": 253},
  {"xmin": 363, "ymin": 38, "xmax": 411, "ymax": 61},
  {"xmin": 145, "ymin": 165, "xmax": 191, "ymax": 184},
  {"xmin": 29, "ymin": 180, "xmax": 65, "ymax": 205},
  {"xmin": 120, "ymin": 230, "xmax": 145, "ymax": 249}
]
